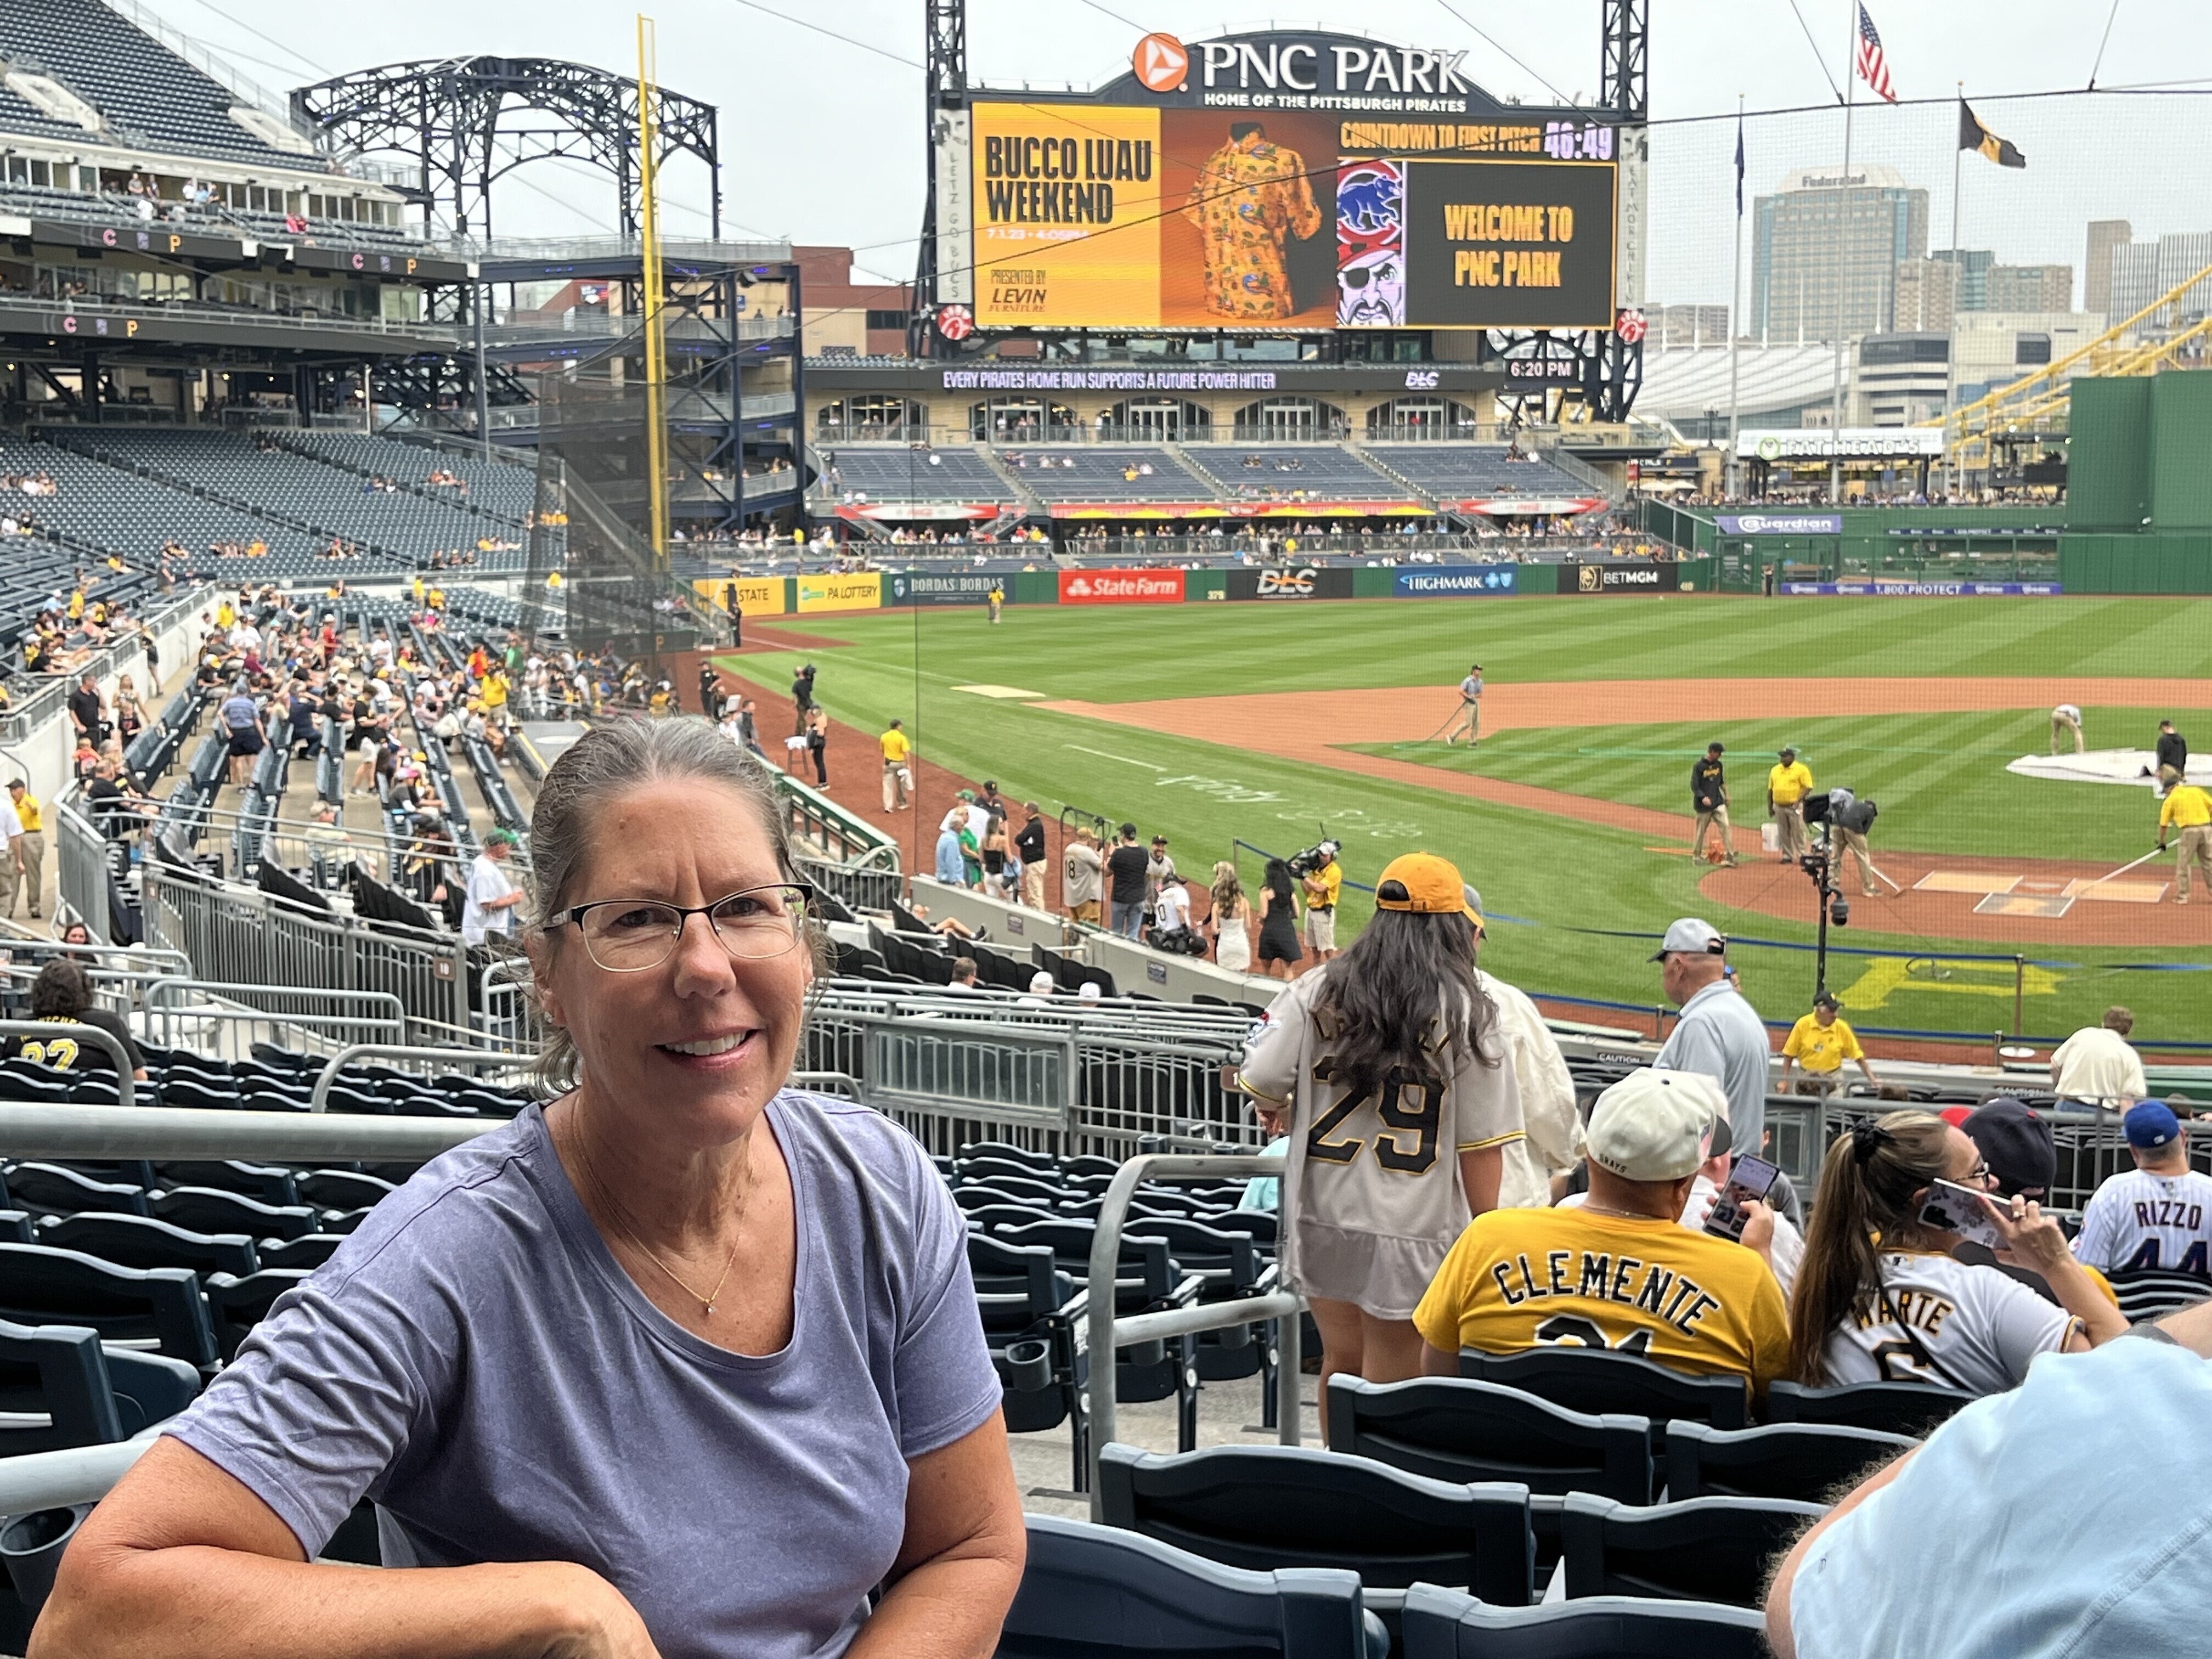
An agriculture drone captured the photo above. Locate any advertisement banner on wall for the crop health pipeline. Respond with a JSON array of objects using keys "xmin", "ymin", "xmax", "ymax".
[
  {"xmin": 1562, "ymin": 560, "xmax": 1679, "ymax": 594},
  {"xmin": 796, "ymin": 572, "xmax": 884, "ymax": 613},
  {"xmin": 1224, "ymin": 566, "xmax": 1357, "ymax": 600},
  {"xmin": 691, "ymin": 576, "xmax": 788, "ymax": 617},
  {"xmin": 885, "ymin": 572, "xmax": 1007, "ymax": 606},
  {"xmin": 1716, "ymin": 512, "xmax": 1843, "ymax": 535},
  {"xmin": 1059, "ymin": 568, "xmax": 1186, "ymax": 604},
  {"xmin": 1781, "ymin": 581, "xmax": 2063, "ymax": 597},
  {"xmin": 1392, "ymin": 565, "xmax": 1519, "ymax": 597}
]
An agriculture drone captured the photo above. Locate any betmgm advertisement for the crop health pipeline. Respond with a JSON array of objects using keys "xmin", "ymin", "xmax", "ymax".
[{"xmin": 956, "ymin": 31, "xmax": 1622, "ymax": 333}]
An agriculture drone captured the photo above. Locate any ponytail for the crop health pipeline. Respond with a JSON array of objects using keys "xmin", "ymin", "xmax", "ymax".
[{"xmin": 1786, "ymin": 1110, "xmax": 1953, "ymax": 1386}]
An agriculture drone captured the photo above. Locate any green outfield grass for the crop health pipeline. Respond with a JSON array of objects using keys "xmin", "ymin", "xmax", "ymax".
[{"xmin": 726, "ymin": 596, "xmax": 2212, "ymax": 1044}]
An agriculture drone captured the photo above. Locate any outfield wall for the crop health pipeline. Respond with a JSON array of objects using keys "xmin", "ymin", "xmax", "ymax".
[{"xmin": 688, "ymin": 556, "xmax": 1728, "ymax": 614}]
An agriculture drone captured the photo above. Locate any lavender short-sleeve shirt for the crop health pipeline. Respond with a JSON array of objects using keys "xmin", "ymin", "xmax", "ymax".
[{"xmin": 166, "ymin": 1093, "xmax": 1000, "ymax": 1659}]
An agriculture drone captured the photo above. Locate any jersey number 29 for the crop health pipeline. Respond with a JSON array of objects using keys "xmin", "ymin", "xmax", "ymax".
[{"xmin": 1305, "ymin": 1064, "xmax": 1443, "ymax": 1176}]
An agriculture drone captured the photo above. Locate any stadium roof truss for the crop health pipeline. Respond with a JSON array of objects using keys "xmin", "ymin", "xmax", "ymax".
[{"xmin": 290, "ymin": 57, "xmax": 721, "ymax": 247}]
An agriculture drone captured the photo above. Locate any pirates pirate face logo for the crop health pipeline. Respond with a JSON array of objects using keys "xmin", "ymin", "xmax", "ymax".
[{"xmin": 1336, "ymin": 160, "xmax": 1405, "ymax": 327}]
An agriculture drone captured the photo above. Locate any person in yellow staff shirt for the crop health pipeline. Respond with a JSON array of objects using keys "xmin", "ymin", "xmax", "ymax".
[
  {"xmin": 2158, "ymin": 778, "xmax": 2212, "ymax": 903},
  {"xmin": 1780, "ymin": 993, "xmax": 1878, "ymax": 1096},
  {"xmin": 1767, "ymin": 746, "xmax": 1814, "ymax": 865},
  {"xmin": 1300, "ymin": 843, "xmax": 1344, "ymax": 963},
  {"xmin": 879, "ymin": 719, "xmax": 912, "ymax": 812},
  {"xmin": 478, "ymin": 667, "xmax": 510, "ymax": 729},
  {"xmin": 5, "ymin": 777, "xmax": 39, "ymax": 919},
  {"xmin": 1414, "ymin": 1068, "xmax": 1791, "ymax": 1401}
]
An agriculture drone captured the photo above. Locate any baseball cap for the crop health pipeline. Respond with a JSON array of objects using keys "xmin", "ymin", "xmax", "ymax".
[
  {"xmin": 1706, "ymin": 741, "xmax": 1725, "ymax": 753},
  {"xmin": 1962, "ymin": 1098, "xmax": 2056, "ymax": 1199},
  {"xmin": 1028, "ymin": 970, "xmax": 1054, "ymax": 994},
  {"xmin": 956, "ymin": 788, "xmax": 975, "ymax": 801},
  {"xmin": 1586, "ymin": 1069, "xmax": 1723, "ymax": 1182},
  {"xmin": 1779, "ymin": 746, "xmax": 1797, "ymax": 757},
  {"xmin": 1650, "ymin": 918, "xmax": 1727, "ymax": 961},
  {"xmin": 1461, "ymin": 884, "xmax": 1485, "ymax": 932},
  {"xmin": 484, "ymin": 827, "xmax": 519, "ymax": 848},
  {"xmin": 2125, "ymin": 1100, "xmax": 2182, "ymax": 1149},
  {"xmin": 1078, "ymin": 982, "xmax": 1102, "ymax": 1002},
  {"xmin": 1374, "ymin": 853, "xmax": 1480, "ymax": 922}
]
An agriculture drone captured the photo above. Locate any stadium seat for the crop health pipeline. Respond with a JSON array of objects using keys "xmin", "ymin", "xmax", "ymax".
[
  {"xmin": 99, "ymin": 1346, "xmax": 203, "ymax": 1436},
  {"xmin": 1324, "ymin": 1376, "xmax": 1652, "ymax": 1504},
  {"xmin": 2106, "ymin": 1268, "xmax": 2212, "ymax": 1322},
  {"xmin": 294, "ymin": 1170, "xmax": 398, "ymax": 1210},
  {"xmin": 1001, "ymin": 1513, "xmax": 1386, "ymax": 1659},
  {"xmin": 1558, "ymin": 1493, "xmax": 1824, "ymax": 1605},
  {"xmin": 255, "ymin": 1234, "xmax": 349, "ymax": 1271},
  {"xmin": 1765, "ymin": 1379, "xmax": 1972, "ymax": 1438},
  {"xmin": 37, "ymin": 1212, "xmax": 259, "ymax": 1278},
  {"xmin": 1396, "ymin": 1582, "xmax": 1771, "ymax": 1658},
  {"xmin": 0, "ymin": 1244, "xmax": 218, "ymax": 1369},
  {"xmin": 960, "ymin": 1141, "xmax": 1059, "ymax": 1172},
  {"xmin": 151, "ymin": 1160, "xmax": 300, "ymax": 1206},
  {"xmin": 1457, "ymin": 1347, "xmax": 1750, "ymax": 1430},
  {"xmin": 0, "ymin": 1318, "xmax": 123, "ymax": 1454},
  {"xmin": 1097, "ymin": 1442, "xmax": 1536, "ymax": 1606},
  {"xmin": 204, "ymin": 1269, "xmax": 313, "ymax": 1361},
  {"xmin": 1663, "ymin": 1421, "xmax": 1913, "ymax": 1502},
  {"xmin": 966, "ymin": 1203, "xmax": 1064, "ymax": 1234},
  {"xmin": 0, "ymin": 1210, "xmax": 29, "ymax": 1244},
  {"xmin": 148, "ymin": 1186, "xmax": 318, "ymax": 1241},
  {"xmin": 1, "ymin": 1162, "xmax": 150, "ymax": 1220}
]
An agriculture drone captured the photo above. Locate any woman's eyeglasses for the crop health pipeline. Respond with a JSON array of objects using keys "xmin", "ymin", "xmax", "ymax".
[{"xmin": 550, "ymin": 883, "xmax": 815, "ymax": 973}]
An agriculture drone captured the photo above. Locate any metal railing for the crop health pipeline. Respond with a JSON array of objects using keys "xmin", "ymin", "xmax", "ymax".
[
  {"xmin": 142, "ymin": 980, "xmax": 408, "ymax": 1063},
  {"xmin": 804, "ymin": 984, "xmax": 1252, "ymax": 1158},
  {"xmin": 308, "ymin": 1043, "xmax": 532, "ymax": 1112},
  {"xmin": 1085, "ymin": 1153, "xmax": 1302, "ymax": 1514},
  {"xmin": 144, "ymin": 866, "xmax": 469, "ymax": 1042},
  {"xmin": 0, "ymin": 1020, "xmax": 137, "ymax": 1105},
  {"xmin": 53, "ymin": 796, "xmax": 113, "ymax": 945}
]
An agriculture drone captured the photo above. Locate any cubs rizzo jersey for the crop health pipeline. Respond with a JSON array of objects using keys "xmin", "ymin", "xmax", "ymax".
[
  {"xmin": 1821, "ymin": 1250, "xmax": 2075, "ymax": 1396},
  {"xmin": 2072, "ymin": 1169, "xmax": 2212, "ymax": 1276},
  {"xmin": 1239, "ymin": 966, "xmax": 1524, "ymax": 1320}
]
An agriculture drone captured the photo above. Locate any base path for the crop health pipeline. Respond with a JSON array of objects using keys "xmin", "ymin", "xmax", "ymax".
[{"xmin": 1040, "ymin": 675, "xmax": 2212, "ymax": 842}]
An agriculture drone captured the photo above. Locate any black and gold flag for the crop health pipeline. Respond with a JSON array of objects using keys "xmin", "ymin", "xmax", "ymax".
[{"xmin": 1959, "ymin": 100, "xmax": 2026, "ymax": 167}]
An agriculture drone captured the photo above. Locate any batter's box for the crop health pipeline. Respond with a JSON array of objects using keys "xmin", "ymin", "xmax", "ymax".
[
  {"xmin": 2064, "ymin": 878, "xmax": 2170, "ymax": 905},
  {"xmin": 1917, "ymin": 871, "xmax": 2021, "ymax": 895},
  {"xmin": 1974, "ymin": 893, "xmax": 2075, "ymax": 918}
]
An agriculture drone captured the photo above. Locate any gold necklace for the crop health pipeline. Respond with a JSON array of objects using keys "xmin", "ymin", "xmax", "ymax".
[{"xmin": 566, "ymin": 1114, "xmax": 750, "ymax": 1317}]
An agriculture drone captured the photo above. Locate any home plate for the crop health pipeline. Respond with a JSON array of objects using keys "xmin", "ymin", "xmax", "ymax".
[
  {"xmin": 1974, "ymin": 893, "xmax": 2075, "ymax": 918},
  {"xmin": 2066, "ymin": 878, "xmax": 2169, "ymax": 904},
  {"xmin": 1916, "ymin": 871, "xmax": 2020, "ymax": 895},
  {"xmin": 952, "ymin": 685, "xmax": 1043, "ymax": 699}
]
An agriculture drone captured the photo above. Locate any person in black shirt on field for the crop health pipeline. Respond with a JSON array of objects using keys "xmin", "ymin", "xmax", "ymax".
[
  {"xmin": 1105, "ymin": 823, "xmax": 1150, "ymax": 940},
  {"xmin": 791, "ymin": 664, "xmax": 817, "ymax": 736},
  {"xmin": 1690, "ymin": 741, "xmax": 1739, "ymax": 866},
  {"xmin": 2157, "ymin": 720, "xmax": 2188, "ymax": 792},
  {"xmin": 1015, "ymin": 803, "xmax": 1047, "ymax": 910}
]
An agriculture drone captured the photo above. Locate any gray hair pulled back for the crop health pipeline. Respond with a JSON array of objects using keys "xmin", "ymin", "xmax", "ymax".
[{"xmin": 525, "ymin": 715, "xmax": 826, "ymax": 1092}]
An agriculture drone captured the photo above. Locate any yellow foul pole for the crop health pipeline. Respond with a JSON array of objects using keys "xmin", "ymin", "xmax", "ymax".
[{"xmin": 636, "ymin": 14, "xmax": 669, "ymax": 567}]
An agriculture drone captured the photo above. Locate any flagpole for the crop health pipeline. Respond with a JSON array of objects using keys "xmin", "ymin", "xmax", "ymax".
[
  {"xmin": 1728, "ymin": 94, "xmax": 1745, "ymax": 500},
  {"xmin": 1829, "ymin": 3, "xmax": 1857, "ymax": 504},
  {"xmin": 1945, "ymin": 82, "xmax": 1963, "ymax": 501}
]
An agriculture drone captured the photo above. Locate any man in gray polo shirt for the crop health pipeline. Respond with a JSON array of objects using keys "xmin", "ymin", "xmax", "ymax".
[{"xmin": 1652, "ymin": 917, "xmax": 1773, "ymax": 1159}]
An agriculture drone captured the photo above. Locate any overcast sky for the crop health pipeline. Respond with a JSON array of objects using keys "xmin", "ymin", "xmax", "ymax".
[{"xmin": 146, "ymin": 0, "xmax": 2212, "ymax": 306}]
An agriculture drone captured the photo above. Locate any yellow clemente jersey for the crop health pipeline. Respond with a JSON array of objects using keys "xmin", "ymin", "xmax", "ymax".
[{"xmin": 1413, "ymin": 1206, "xmax": 1791, "ymax": 1396}]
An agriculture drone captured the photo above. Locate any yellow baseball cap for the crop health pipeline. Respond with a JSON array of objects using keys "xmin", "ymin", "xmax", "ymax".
[{"xmin": 1374, "ymin": 852, "xmax": 1481, "ymax": 923}]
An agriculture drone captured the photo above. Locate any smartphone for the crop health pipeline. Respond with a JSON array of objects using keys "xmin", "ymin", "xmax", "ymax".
[
  {"xmin": 1703, "ymin": 1154, "xmax": 1781, "ymax": 1242},
  {"xmin": 1920, "ymin": 1178, "xmax": 2006, "ymax": 1249}
]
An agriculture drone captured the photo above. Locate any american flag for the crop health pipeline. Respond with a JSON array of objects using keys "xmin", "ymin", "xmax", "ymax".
[{"xmin": 1854, "ymin": 4, "xmax": 1898, "ymax": 103}]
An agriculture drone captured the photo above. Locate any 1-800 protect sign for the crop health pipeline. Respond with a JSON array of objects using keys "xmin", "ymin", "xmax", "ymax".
[{"xmin": 1059, "ymin": 569, "xmax": 1186, "ymax": 604}]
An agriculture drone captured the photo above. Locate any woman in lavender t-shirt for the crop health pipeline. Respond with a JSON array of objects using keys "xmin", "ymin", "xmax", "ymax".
[{"xmin": 37, "ymin": 720, "xmax": 1023, "ymax": 1659}]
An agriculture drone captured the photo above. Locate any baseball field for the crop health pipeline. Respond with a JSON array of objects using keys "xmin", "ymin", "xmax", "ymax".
[{"xmin": 720, "ymin": 594, "xmax": 2212, "ymax": 1049}]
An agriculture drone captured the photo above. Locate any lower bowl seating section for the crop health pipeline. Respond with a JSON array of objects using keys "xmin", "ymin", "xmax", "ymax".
[
  {"xmin": 1363, "ymin": 445, "xmax": 1595, "ymax": 504},
  {"xmin": 998, "ymin": 447, "xmax": 1220, "ymax": 504},
  {"xmin": 820, "ymin": 447, "xmax": 1017, "ymax": 505},
  {"xmin": 1177, "ymin": 445, "xmax": 1413, "ymax": 504}
]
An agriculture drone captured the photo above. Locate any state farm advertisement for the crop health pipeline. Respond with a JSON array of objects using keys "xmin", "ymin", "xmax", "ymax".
[{"xmin": 1059, "ymin": 568, "xmax": 1187, "ymax": 604}]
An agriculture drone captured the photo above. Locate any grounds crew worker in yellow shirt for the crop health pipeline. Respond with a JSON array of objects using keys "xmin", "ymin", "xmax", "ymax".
[
  {"xmin": 879, "ymin": 719, "xmax": 912, "ymax": 812},
  {"xmin": 1768, "ymin": 746, "xmax": 1814, "ymax": 864},
  {"xmin": 1780, "ymin": 992, "xmax": 1878, "ymax": 1096},
  {"xmin": 1415, "ymin": 1068, "xmax": 1790, "ymax": 1400},
  {"xmin": 2158, "ymin": 780, "xmax": 2212, "ymax": 903}
]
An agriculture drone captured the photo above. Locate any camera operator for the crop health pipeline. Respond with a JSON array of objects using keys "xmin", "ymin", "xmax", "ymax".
[{"xmin": 1297, "ymin": 839, "xmax": 1344, "ymax": 963}]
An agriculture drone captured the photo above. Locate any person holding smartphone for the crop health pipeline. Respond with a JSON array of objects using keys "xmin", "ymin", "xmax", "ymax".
[{"xmin": 1787, "ymin": 1110, "xmax": 2127, "ymax": 1395}]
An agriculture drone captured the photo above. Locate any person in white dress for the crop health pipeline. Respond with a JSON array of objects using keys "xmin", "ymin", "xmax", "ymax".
[{"xmin": 1209, "ymin": 861, "xmax": 1252, "ymax": 974}]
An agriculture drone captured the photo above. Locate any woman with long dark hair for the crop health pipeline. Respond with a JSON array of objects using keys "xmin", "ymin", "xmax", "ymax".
[
  {"xmin": 1238, "ymin": 852, "xmax": 1522, "ymax": 1385},
  {"xmin": 1254, "ymin": 857, "xmax": 1301, "ymax": 979},
  {"xmin": 1788, "ymin": 1109, "xmax": 2124, "ymax": 1393}
]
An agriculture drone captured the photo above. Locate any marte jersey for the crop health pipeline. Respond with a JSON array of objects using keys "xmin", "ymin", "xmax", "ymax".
[
  {"xmin": 1239, "ymin": 966, "xmax": 1523, "ymax": 1319},
  {"xmin": 1821, "ymin": 1250, "xmax": 2075, "ymax": 1397},
  {"xmin": 2072, "ymin": 1169, "xmax": 2212, "ymax": 1276}
]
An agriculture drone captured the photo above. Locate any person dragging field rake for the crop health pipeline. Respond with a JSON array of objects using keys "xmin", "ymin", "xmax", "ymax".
[
  {"xmin": 1443, "ymin": 664, "xmax": 1483, "ymax": 746},
  {"xmin": 2159, "ymin": 776, "xmax": 2212, "ymax": 904}
]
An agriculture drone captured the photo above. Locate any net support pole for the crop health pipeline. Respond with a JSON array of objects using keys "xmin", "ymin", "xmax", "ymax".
[
  {"xmin": 637, "ymin": 13, "xmax": 670, "ymax": 568},
  {"xmin": 1827, "ymin": 6, "xmax": 1857, "ymax": 504}
]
